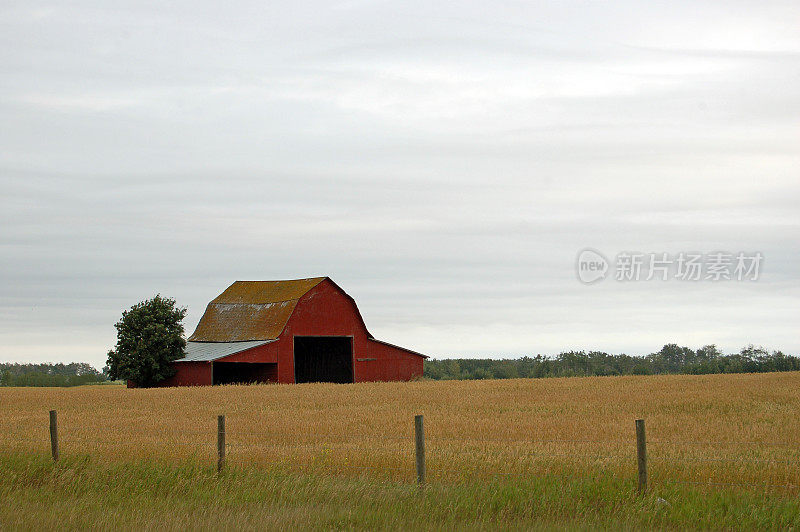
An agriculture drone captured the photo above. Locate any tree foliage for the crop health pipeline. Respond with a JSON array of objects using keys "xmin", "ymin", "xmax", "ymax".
[
  {"xmin": 424, "ymin": 344, "xmax": 800, "ymax": 380},
  {"xmin": 106, "ymin": 295, "xmax": 187, "ymax": 387},
  {"xmin": 0, "ymin": 363, "xmax": 105, "ymax": 387},
  {"xmin": 0, "ymin": 362, "xmax": 100, "ymax": 377}
]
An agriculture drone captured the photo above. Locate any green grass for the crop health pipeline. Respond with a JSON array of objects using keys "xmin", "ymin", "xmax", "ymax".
[{"xmin": 1, "ymin": 453, "xmax": 798, "ymax": 530}]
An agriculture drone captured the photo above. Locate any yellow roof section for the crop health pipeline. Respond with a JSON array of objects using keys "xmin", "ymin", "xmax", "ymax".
[
  {"xmin": 211, "ymin": 278, "xmax": 326, "ymax": 304},
  {"xmin": 188, "ymin": 278, "xmax": 326, "ymax": 342}
]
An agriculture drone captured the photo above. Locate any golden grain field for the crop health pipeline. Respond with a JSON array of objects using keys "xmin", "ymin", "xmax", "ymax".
[{"xmin": 2, "ymin": 372, "xmax": 800, "ymax": 492}]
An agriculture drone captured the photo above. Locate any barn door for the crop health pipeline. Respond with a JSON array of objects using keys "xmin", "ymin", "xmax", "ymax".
[{"xmin": 293, "ymin": 336, "xmax": 354, "ymax": 383}]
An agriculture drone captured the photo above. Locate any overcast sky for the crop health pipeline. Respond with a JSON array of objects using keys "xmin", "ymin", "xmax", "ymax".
[{"xmin": 1, "ymin": 1, "xmax": 798, "ymax": 368}]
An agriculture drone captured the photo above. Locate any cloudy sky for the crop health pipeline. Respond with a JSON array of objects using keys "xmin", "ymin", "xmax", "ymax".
[{"xmin": 1, "ymin": 1, "xmax": 798, "ymax": 368}]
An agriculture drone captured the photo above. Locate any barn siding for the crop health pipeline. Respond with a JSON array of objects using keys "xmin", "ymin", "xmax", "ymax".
[
  {"xmin": 157, "ymin": 361, "xmax": 212, "ymax": 386},
  {"xmin": 214, "ymin": 343, "xmax": 278, "ymax": 364}
]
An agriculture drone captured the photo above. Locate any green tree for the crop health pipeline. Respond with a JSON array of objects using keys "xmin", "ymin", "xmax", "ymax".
[
  {"xmin": 106, "ymin": 295, "xmax": 187, "ymax": 387},
  {"xmin": 696, "ymin": 344, "xmax": 722, "ymax": 361}
]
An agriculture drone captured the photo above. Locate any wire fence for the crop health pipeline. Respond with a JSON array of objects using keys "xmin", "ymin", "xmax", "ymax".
[{"xmin": 3, "ymin": 412, "xmax": 800, "ymax": 493}]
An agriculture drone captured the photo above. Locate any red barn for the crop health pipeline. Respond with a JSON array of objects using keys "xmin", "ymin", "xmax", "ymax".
[{"xmin": 155, "ymin": 277, "xmax": 425, "ymax": 386}]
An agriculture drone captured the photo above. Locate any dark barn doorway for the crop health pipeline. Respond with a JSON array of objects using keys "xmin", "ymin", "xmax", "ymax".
[
  {"xmin": 294, "ymin": 336, "xmax": 353, "ymax": 384},
  {"xmin": 213, "ymin": 362, "xmax": 277, "ymax": 385}
]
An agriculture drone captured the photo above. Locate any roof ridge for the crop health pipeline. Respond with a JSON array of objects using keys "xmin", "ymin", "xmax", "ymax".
[
  {"xmin": 210, "ymin": 298, "xmax": 302, "ymax": 305},
  {"xmin": 232, "ymin": 277, "xmax": 327, "ymax": 283}
]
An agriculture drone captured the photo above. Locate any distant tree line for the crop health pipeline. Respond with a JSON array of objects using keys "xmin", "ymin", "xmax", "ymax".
[
  {"xmin": 424, "ymin": 344, "xmax": 800, "ymax": 380},
  {"xmin": 2, "ymin": 343, "xmax": 797, "ymax": 386},
  {"xmin": 0, "ymin": 363, "xmax": 107, "ymax": 387}
]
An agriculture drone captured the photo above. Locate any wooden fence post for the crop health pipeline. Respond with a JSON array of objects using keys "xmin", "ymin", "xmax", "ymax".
[
  {"xmin": 217, "ymin": 415, "xmax": 226, "ymax": 473},
  {"xmin": 415, "ymin": 414, "xmax": 425, "ymax": 485},
  {"xmin": 635, "ymin": 419, "xmax": 647, "ymax": 494},
  {"xmin": 49, "ymin": 410, "xmax": 59, "ymax": 462}
]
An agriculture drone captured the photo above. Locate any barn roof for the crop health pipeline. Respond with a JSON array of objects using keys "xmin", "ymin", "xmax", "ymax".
[
  {"xmin": 188, "ymin": 278, "xmax": 328, "ymax": 342},
  {"xmin": 177, "ymin": 340, "xmax": 272, "ymax": 362}
]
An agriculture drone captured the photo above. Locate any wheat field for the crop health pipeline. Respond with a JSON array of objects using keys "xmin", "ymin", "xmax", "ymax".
[
  {"xmin": 2, "ymin": 372, "xmax": 800, "ymax": 529},
  {"xmin": 3, "ymin": 372, "xmax": 800, "ymax": 486}
]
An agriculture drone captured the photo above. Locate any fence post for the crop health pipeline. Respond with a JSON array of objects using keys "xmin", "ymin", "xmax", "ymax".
[
  {"xmin": 415, "ymin": 414, "xmax": 425, "ymax": 485},
  {"xmin": 217, "ymin": 415, "xmax": 226, "ymax": 473},
  {"xmin": 49, "ymin": 410, "xmax": 59, "ymax": 462},
  {"xmin": 635, "ymin": 419, "xmax": 647, "ymax": 494}
]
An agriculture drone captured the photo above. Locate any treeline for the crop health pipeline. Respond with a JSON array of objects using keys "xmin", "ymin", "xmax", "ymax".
[
  {"xmin": 0, "ymin": 363, "xmax": 106, "ymax": 387},
  {"xmin": 424, "ymin": 344, "xmax": 800, "ymax": 380},
  {"xmin": 3, "ymin": 344, "xmax": 797, "ymax": 385}
]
